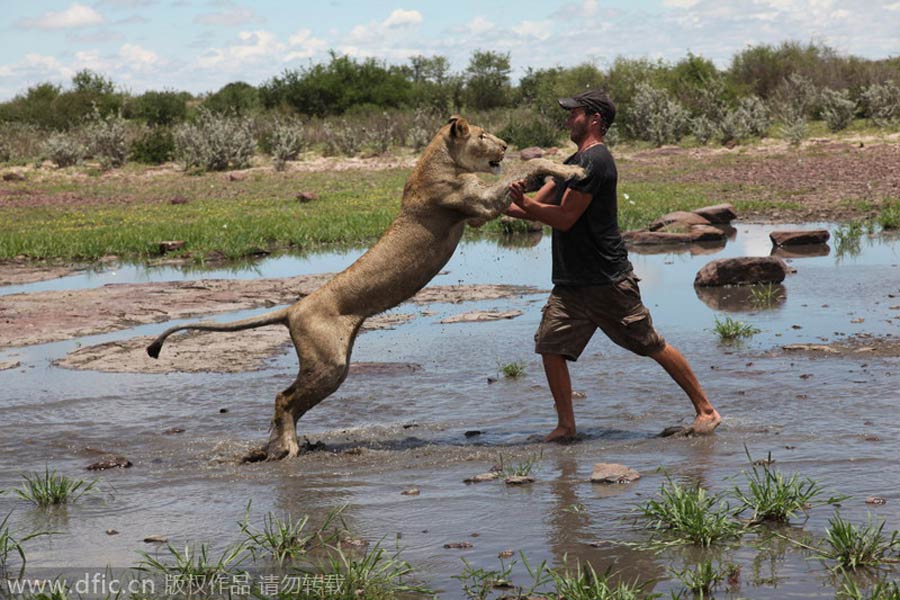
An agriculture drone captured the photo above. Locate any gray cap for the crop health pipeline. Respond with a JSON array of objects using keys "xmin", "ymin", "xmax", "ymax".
[{"xmin": 559, "ymin": 89, "xmax": 616, "ymax": 128}]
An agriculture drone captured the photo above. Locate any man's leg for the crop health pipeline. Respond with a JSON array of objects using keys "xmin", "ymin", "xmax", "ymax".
[
  {"xmin": 542, "ymin": 353, "xmax": 577, "ymax": 441},
  {"xmin": 649, "ymin": 343, "xmax": 721, "ymax": 433}
]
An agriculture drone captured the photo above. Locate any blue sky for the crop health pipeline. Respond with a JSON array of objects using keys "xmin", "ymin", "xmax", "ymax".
[{"xmin": 1, "ymin": 0, "xmax": 898, "ymax": 100}]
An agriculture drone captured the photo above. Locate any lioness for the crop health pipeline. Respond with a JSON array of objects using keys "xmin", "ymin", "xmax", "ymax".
[{"xmin": 147, "ymin": 116, "xmax": 584, "ymax": 460}]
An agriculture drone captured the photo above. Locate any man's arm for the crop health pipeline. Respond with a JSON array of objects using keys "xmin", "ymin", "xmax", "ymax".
[{"xmin": 509, "ymin": 180, "xmax": 591, "ymax": 232}]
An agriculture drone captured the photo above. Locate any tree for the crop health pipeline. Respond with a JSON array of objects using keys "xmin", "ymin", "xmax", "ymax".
[
  {"xmin": 205, "ymin": 82, "xmax": 260, "ymax": 116},
  {"xmin": 464, "ymin": 50, "xmax": 512, "ymax": 110},
  {"xmin": 71, "ymin": 69, "xmax": 116, "ymax": 95}
]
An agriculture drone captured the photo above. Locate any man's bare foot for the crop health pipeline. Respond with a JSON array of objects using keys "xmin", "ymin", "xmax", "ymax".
[
  {"xmin": 690, "ymin": 410, "xmax": 722, "ymax": 435},
  {"xmin": 544, "ymin": 426, "xmax": 576, "ymax": 443}
]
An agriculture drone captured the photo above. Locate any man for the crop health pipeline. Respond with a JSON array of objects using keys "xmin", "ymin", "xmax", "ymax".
[{"xmin": 506, "ymin": 89, "xmax": 721, "ymax": 442}]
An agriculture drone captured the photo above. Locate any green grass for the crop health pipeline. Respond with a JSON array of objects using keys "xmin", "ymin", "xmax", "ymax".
[
  {"xmin": 548, "ymin": 560, "xmax": 647, "ymax": 600},
  {"xmin": 14, "ymin": 468, "xmax": 96, "ymax": 507},
  {"xmin": 498, "ymin": 361, "xmax": 527, "ymax": 379},
  {"xmin": 819, "ymin": 513, "xmax": 900, "ymax": 571},
  {"xmin": 840, "ymin": 577, "xmax": 900, "ymax": 600},
  {"xmin": 749, "ymin": 283, "xmax": 783, "ymax": 308},
  {"xmin": 136, "ymin": 541, "xmax": 249, "ymax": 593},
  {"xmin": 732, "ymin": 448, "xmax": 846, "ymax": 524},
  {"xmin": 834, "ymin": 221, "xmax": 867, "ymax": 257},
  {"xmin": 239, "ymin": 504, "xmax": 345, "ymax": 564},
  {"xmin": 712, "ymin": 316, "xmax": 761, "ymax": 341},
  {"xmin": 669, "ymin": 560, "xmax": 735, "ymax": 599},
  {"xmin": 637, "ymin": 476, "xmax": 744, "ymax": 547},
  {"xmin": 316, "ymin": 542, "xmax": 433, "ymax": 599},
  {"xmin": 498, "ymin": 451, "xmax": 542, "ymax": 478}
]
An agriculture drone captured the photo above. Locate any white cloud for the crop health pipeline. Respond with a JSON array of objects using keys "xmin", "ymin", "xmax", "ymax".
[
  {"xmin": 119, "ymin": 43, "xmax": 159, "ymax": 66},
  {"xmin": 512, "ymin": 20, "xmax": 553, "ymax": 41},
  {"xmin": 663, "ymin": 0, "xmax": 701, "ymax": 6},
  {"xmin": 885, "ymin": 1, "xmax": 900, "ymax": 10},
  {"xmin": 20, "ymin": 4, "xmax": 104, "ymax": 30},
  {"xmin": 193, "ymin": 7, "xmax": 263, "ymax": 27},
  {"xmin": 285, "ymin": 29, "xmax": 327, "ymax": 61},
  {"xmin": 467, "ymin": 16, "xmax": 495, "ymax": 34},
  {"xmin": 384, "ymin": 9, "xmax": 422, "ymax": 28}
]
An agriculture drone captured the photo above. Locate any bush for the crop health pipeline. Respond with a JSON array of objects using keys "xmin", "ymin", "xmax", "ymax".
[
  {"xmin": 269, "ymin": 119, "xmax": 304, "ymax": 171},
  {"xmin": 861, "ymin": 80, "xmax": 900, "ymax": 126},
  {"xmin": 628, "ymin": 82, "xmax": 690, "ymax": 146},
  {"xmin": 131, "ymin": 126, "xmax": 175, "ymax": 164},
  {"xmin": 0, "ymin": 139, "xmax": 10, "ymax": 163},
  {"xmin": 322, "ymin": 119, "xmax": 363, "ymax": 156},
  {"xmin": 497, "ymin": 108, "xmax": 562, "ymax": 148},
  {"xmin": 774, "ymin": 73, "xmax": 818, "ymax": 121},
  {"xmin": 406, "ymin": 108, "xmax": 443, "ymax": 151},
  {"xmin": 41, "ymin": 133, "xmax": 85, "ymax": 168},
  {"xmin": 173, "ymin": 109, "xmax": 256, "ymax": 172},
  {"xmin": 127, "ymin": 90, "xmax": 188, "ymax": 126},
  {"xmin": 691, "ymin": 115, "xmax": 718, "ymax": 145},
  {"xmin": 780, "ymin": 114, "xmax": 808, "ymax": 146},
  {"xmin": 820, "ymin": 88, "xmax": 856, "ymax": 132},
  {"xmin": 84, "ymin": 109, "xmax": 129, "ymax": 169},
  {"xmin": 738, "ymin": 95, "xmax": 772, "ymax": 137},
  {"xmin": 719, "ymin": 109, "xmax": 751, "ymax": 144}
]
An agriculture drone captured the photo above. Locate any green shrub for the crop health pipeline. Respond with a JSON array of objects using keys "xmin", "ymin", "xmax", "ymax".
[
  {"xmin": 719, "ymin": 109, "xmax": 752, "ymax": 144},
  {"xmin": 15, "ymin": 468, "xmax": 95, "ymax": 506},
  {"xmin": 322, "ymin": 119, "xmax": 363, "ymax": 156},
  {"xmin": 269, "ymin": 119, "xmax": 305, "ymax": 170},
  {"xmin": 41, "ymin": 133, "xmax": 84, "ymax": 168},
  {"xmin": 627, "ymin": 82, "xmax": 689, "ymax": 146},
  {"xmin": 861, "ymin": 80, "xmax": 900, "ymax": 126},
  {"xmin": 173, "ymin": 109, "xmax": 256, "ymax": 172},
  {"xmin": 821, "ymin": 88, "xmax": 856, "ymax": 132},
  {"xmin": 497, "ymin": 109, "xmax": 562, "ymax": 148},
  {"xmin": 84, "ymin": 109, "xmax": 128, "ymax": 170},
  {"xmin": 130, "ymin": 126, "xmax": 175, "ymax": 164},
  {"xmin": 690, "ymin": 115, "xmax": 718, "ymax": 145},
  {"xmin": 127, "ymin": 90, "xmax": 188, "ymax": 126}
]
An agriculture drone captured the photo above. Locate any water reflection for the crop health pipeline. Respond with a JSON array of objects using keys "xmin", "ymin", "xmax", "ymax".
[
  {"xmin": 694, "ymin": 284, "xmax": 787, "ymax": 312},
  {"xmin": 771, "ymin": 244, "xmax": 831, "ymax": 259},
  {"xmin": 627, "ymin": 239, "xmax": 726, "ymax": 256}
]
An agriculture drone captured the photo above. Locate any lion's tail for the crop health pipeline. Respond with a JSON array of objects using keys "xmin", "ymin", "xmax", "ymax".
[{"xmin": 146, "ymin": 307, "xmax": 291, "ymax": 359}]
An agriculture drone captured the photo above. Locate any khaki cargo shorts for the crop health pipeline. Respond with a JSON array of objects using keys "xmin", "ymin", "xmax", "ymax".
[{"xmin": 534, "ymin": 272, "xmax": 666, "ymax": 361}]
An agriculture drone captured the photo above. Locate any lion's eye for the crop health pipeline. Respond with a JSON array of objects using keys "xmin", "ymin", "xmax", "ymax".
[{"xmin": 479, "ymin": 133, "xmax": 485, "ymax": 140}]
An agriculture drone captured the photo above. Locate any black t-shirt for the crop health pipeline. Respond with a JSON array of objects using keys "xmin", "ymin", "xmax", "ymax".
[{"xmin": 550, "ymin": 144, "xmax": 632, "ymax": 286}]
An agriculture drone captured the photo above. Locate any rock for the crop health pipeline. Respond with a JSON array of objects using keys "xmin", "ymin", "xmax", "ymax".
[
  {"xmin": 464, "ymin": 472, "xmax": 501, "ymax": 483},
  {"xmin": 169, "ymin": 195, "xmax": 189, "ymax": 205},
  {"xmin": 692, "ymin": 203, "xmax": 737, "ymax": 224},
  {"xmin": 694, "ymin": 257, "xmax": 788, "ymax": 287},
  {"xmin": 106, "ymin": 529, "xmax": 119, "ymax": 535},
  {"xmin": 783, "ymin": 344, "xmax": 839, "ymax": 353},
  {"xmin": 770, "ymin": 230, "xmax": 831, "ymax": 247},
  {"xmin": 158, "ymin": 240, "xmax": 186, "ymax": 254},
  {"xmin": 227, "ymin": 172, "xmax": 246, "ymax": 182},
  {"xmin": 86, "ymin": 456, "xmax": 132, "ymax": 471},
  {"xmin": 649, "ymin": 211, "xmax": 711, "ymax": 231},
  {"xmin": 444, "ymin": 542, "xmax": 474, "ymax": 549},
  {"xmin": 498, "ymin": 550, "xmax": 515, "ymax": 559},
  {"xmin": 0, "ymin": 360, "xmax": 21, "ymax": 371},
  {"xmin": 219, "ymin": 408, "xmax": 229, "ymax": 414},
  {"xmin": 865, "ymin": 496, "xmax": 887, "ymax": 505},
  {"xmin": 296, "ymin": 191, "xmax": 318, "ymax": 202},
  {"xmin": 401, "ymin": 488, "xmax": 420, "ymax": 496},
  {"xmin": 162, "ymin": 427, "xmax": 185, "ymax": 434},
  {"xmin": 2, "ymin": 171, "xmax": 26, "ymax": 182},
  {"xmin": 518, "ymin": 147, "xmax": 545, "ymax": 161},
  {"xmin": 623, "ymin": 225, "xmax": 725, "ymax": 245},
  {"xmin": 505, "ymin": 475, "xmax": 535, "ymax": 485},
  {"xmin": 590, "ymin": 463, "xmax": 641, "ymax": 484},
  {"xmin": 464, "ymin": 430, "xmax": 482, "ymax": 438},
  {"xmin": 339, "ymin": 537, "xmax": 369, "ymax": 548},
  {"xmin": 348, "ymin": 362, "xmax": 422, "ymax": 375},
  {"xmin": 772, "ymin": 244, "xmax": 830, "ymax": 258},
  {"xmin": 440, "ymin": 310, "xmax": 523, "ymax": 324},
  {"xmin": 143, "ymin": 535, "xmax": 168, "ymax": 544}
]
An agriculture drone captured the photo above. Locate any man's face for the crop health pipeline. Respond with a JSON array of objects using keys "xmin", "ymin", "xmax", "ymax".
[{"xmin": 565, "ymin": 107, "xmax": 592, "ymax": 143}]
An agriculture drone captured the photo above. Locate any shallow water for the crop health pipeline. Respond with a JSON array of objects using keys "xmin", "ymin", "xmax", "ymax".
[{"xmin": 1, "ymin": 224, "xmax": 898, "ymax": 598}]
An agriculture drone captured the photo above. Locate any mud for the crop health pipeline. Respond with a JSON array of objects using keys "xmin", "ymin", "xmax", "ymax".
[{"xmin": 0, "ymin": 276, "xmax": 540, "ymax": 350}]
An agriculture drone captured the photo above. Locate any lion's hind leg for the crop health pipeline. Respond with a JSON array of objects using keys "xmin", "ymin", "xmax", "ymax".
[{"xmin": 264, "ymin": 312, "xmax": 362, "ymax": 460}]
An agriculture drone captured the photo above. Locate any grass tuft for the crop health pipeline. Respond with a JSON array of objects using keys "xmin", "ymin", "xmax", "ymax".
[
  {"xmin": 819, "ymin": 513, "xmax": 900, "ymax": 571},
  {"xmin": 713, "ymin": 316, "xmax": 760, "ymax": 341},
  {"xmin": 669, "ymin": 560, "xmax": 736, "ymax": 599},
  {"xmin": 136, "ymin": 541, "xmax": 249, "ymax": 594},
  {"xmin": 637, "ymin": 476, "xmax": 744, "ymax": 547},
  {"xmin": 549, "ymin": 559, "xmax": 647, "ymax": 600},
  {"xmin": 239, "ymin": 503, "xmax": 345, "ymax": 564},
  {"xmin": 15, "ymin": 468, "xmax": 96, "ymax": 507},
  {"xmin": 732, "ymin": 447, "xmax": 846, "ymax": 524},
  {"xmin": 498, "ymin": 361, "xmax": 527, "ymax": 379}
]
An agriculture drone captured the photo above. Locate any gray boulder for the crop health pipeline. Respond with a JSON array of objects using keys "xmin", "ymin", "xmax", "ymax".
[{"xmin": 694, "ymin": 256, "xmax": 788, "ymax": 287}]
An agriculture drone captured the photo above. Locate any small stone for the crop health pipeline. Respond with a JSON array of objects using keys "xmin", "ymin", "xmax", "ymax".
[
  {"xmin": 401, "ymin": 488, "xmax": 420, "ymax": 496},
  {"xmin": 219, "ymin": 408, "xmax": 229, "ymax": 414},
  {"xmin": 169, "ymin": 195, "xmax": 189, "ymax": 205},
  {"xmin": 106, "ymin": 529, "xmax": 119, "ymax": 535},
  {"xmin": 464, "ymin": 430, "xmax": 483, "ymax": 438},
  {"xmin": 340, "ymin": 537, "xmax": 369, "ymax": 548},
  {"xmin": 505, "ymin": 475, "xmax": 535, "ymax": 485},
  {"xmin": 590, "ymin": 463, "xmax": 641, "ymax": 484},
  {"xmin": 865, "ymin": 496, "xmax": 887, "ymax": 505},
  {"xmin": 228, "ymin": 172, "xmax": 246, "ymax": 181},
  {"xmin": 158, "ymin": 240, "xmax": 186, "ymax": 254},
  {"xmin": 498, "ymin": 550, "xmax": 515, "ymax": 559},
  {"xmin": 518, "ymin": 147, "xmax": 545, "ymax": 161},
  {"xmin": 163, "ymin": 427, "xmax": 185, "ymax": 434},
  {"xmin": 0, "ymin": 360, "xmax": 21, "ymax": 371},
  {"xmin": 769, "ymin": 230, "xmax": 831, "ymax": 247},
  {"xmin": 486, "ymin": 377, "xmax": 498, "ymax": 384},
  {"xmin": 296, "ymin": 191, "xmax": 318, "ymax": 202},
  {"xmin": 444, "ymin": 542, "xmax": 473, "ymax": 549},
  {"xmin": 143, "ymin": 535, "xmax": 168, "ymax": 544},
  {"xmin": 2, "ymin": 171, "xmax": 26, "ymax": 181},
  {"xmin": 87, "ymin": 456, "xmax": 132, "ymax": 471},
  {"xmin": 464, "ymin": 472, "xmax": 501, "ymax": 484}
]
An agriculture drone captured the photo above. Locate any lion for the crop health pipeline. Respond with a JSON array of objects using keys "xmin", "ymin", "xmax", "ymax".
[{"xmin": 147, "ymin": 116, "xmax": 584, "ymax": 460}]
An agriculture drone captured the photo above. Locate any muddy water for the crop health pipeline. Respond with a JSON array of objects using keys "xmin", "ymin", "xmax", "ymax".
[{"xmin": 1, "ymin": 224, "xmax": 898, "ymax": 598}]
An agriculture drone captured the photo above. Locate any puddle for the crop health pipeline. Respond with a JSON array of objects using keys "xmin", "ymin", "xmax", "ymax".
[{"xmin": 1, "ymin": 223, "xmax": 898, "ymax": 598}]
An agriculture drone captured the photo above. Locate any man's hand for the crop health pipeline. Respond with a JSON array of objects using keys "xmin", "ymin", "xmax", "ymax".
[{"xmin": 508, "ymin": 179, "xmax": 527, "ymax": 207}]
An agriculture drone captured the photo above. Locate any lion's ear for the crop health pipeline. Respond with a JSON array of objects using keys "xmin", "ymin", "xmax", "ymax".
[{"xmin": 448, "ymin": 115, "xmax": 470, "ymax": 139}]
